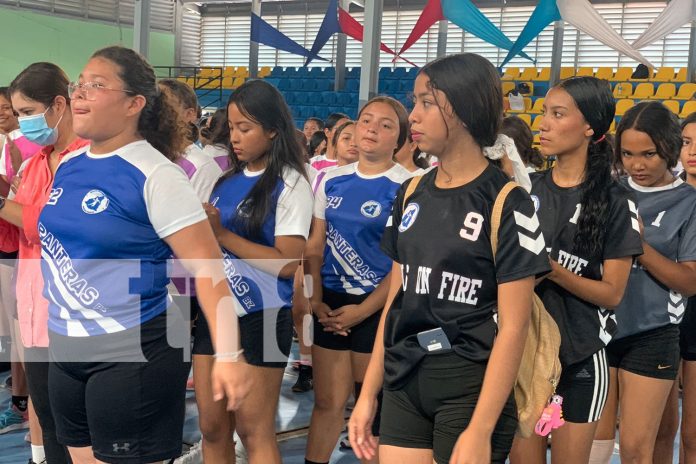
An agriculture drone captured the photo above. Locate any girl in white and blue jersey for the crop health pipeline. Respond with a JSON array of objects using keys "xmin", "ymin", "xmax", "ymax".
[
  {"xmin": 38, "ymin": 46, "xmax": 251, "ymax": 464},
  {"xmin": 304, "ymin": 96, "xmax": 412, "ymax": 464},
  {"xmin": 197, "ymin": 80, "xmax": 313, "ymax": 464}
]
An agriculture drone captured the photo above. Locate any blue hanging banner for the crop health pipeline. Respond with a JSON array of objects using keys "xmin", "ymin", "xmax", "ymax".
[
  {"xmin": 441, "ymin": 0, "xmax": 533, "ymax": 63},
  {"xmin": 250, "ymin": 13, "xmax": 327, "ymax": 61},
  {"xmin": 501, "ymin": 0, "xmax": 561, "ymax": 67},
  {"xmin": 306, "ymin": 0, "xmax": 341, "ymax": 65}
]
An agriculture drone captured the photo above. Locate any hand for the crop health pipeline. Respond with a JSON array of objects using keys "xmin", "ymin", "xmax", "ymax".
[
  {"xmin": 211, "ymin": 356, "xmax": 253, "ymax": 411},
  {"xmin": 6, "ymin": 137, "xmax": 21, "ymax": 167},
  {"xmin": 203, "ymin": 203, "xmax": 224, "ymax": 240},
  {"xmin": 348, "ymin": 393, "xmax": 379, "ymax": 460},
  {"xmin": 546, "ymin": 258, "xmax": 563, "ymax": 283},
  {"xmin": 449, "ymin": 428, "xmax": 492, "ymax": 464},
  {"xmin": 310, "ymin": 300, "xmax": 332, "ymax": 322},
  {"xmin": 319, "ymin": 304, "xmax": 366, "ymax": 333}
]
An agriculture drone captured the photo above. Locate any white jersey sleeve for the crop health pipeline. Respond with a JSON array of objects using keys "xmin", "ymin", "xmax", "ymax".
[
  {"xmin": 275, "ymin": 169, "xmax": 313, "ymax": 238},
  {"xmin": 144, "ymin": 162, "xmax": 208, "ymax": 238}
]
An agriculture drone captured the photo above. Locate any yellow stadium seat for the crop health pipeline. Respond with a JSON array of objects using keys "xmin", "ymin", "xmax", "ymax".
[
  {"xmin": 595, "ymin": 67, "xmax": 614, "ymax": 80},
  {"xmin": 235, "ymin": 66, "xmax": 249, "ymax": 78},
  {"xmin": 650, "ymin": 83, "xmax": 676, "ymax": 100},
  {"xmin": 221, "ymin": 77, "xmax": 234, "ymax": 89},
  {"xmin": 534, "ymin": 67, "xmax": 550, "ymax": 81},
  {"xmin": 560, "ymin": 67, "xmax": 575, "ymax": 80},
  {"xmin": 231, "ymin": 77, "xmax": 246, "ymax": 89},
  {"xmin": 532, "ymin": 115, "xmax": 543, "ymax": 131},
  {"xmin": 517, "ymin": 113, "xmax": 532, "ymax": 126},
  {"xmin": 533, "ymin": 133, "xmax": 541, "ymax": 147},
  {"xmin": 502, "ymin": 82, "xmax": 516, "ymax": 96},
  {"xmin": 609, "ymin": 119, "xmax": 616, "ymax": 134},
  {"xmin": 259, "ymin": 66, "xmax": 272, "ymax": 78},
  {"xmin": 652, "ymin": 67, "xmax": 675, "ymax": 82},
  {"xmin": 673, "ymin": 68, "xmax": 687, "ymax": 82},
  {"xmin": 632, "ymin": 83, "xmax": 655, "ymax": 99},
  {"xmin": 611, "ymin": 67, "xmax": 633, "ymax": 82},
  {"xmin": 502, "ymin": 67, "xmax": 520, "ymax": 81},
  {"xmin": 529, "ymin": 98, "xmax": 545, "ymax": 114},
  {"xmin": 223, "ymin": 66, "xmax": 236, "ymax": 77},
  {"xmin": 519, "ymin": 68, "xmax": 538, "ymax": 81},
  {"xmin": 663, "ymin": 100, "xmax": 681, "ymax": 115},
  {"xmin": 615, "ymin": 99, "xmax": 635, "ymax": 116},
  {"xmin": 576, "ymin": 67, "xmax": 594, "ymax": 77},
  {"xmin": 680, "ymin": 101, "xmax": 696, "ymax": 119},
  {"xmin": 198, "ymin": 68, "xmax": 214, "ymax": 78},
  {"xmin": 613, "ymin": 82, "xmax": 633, "ymax": 99},
  {"xmin": 676, "ymin": 83, "xmax": 696, "ymax": 100}
]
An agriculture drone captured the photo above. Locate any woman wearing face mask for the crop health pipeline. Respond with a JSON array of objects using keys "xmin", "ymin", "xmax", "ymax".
[
  {"xmin": 349, "ymin": 53, "xmax": 548, "ymax": 464},
  {"xmin": 304, "ymin": 96, "xmax": 412, "ymax": 464},
  {"xmin": 589, "ymin": 102, "xmax": 696, "ymax": 464},
  {"xmin": 196, "ymin": 79, "xmax": 313, "ymax": 464},
  {"xmin": 511, "ymin": 77, "xmax": 643, "ymax": 464},
  {"xmin": 0, "ymin": 62, "xmax": 88, "ymax": 464},
  {"xmin": 37, "ymin": 46, "xmax": 251, "ymax": 464}
]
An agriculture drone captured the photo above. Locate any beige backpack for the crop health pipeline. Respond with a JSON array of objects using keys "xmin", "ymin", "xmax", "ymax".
[{"xmin": 491, "ymin": 181, "xmax": 562, "ymax": 438}]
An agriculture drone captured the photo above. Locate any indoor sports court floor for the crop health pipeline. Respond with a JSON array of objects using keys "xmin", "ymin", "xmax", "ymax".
[{"xmin": 0, "ymin": 343, "xmax": 678, "ymax": 463}]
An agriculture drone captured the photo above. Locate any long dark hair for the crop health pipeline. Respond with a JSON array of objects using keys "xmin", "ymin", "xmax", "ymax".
[
  {"xmin": 501, "ymin": 116, "xmax": 543, "ymax": 169},
  {"xmin": 158, "ymin": 78, "xmax": 200, "ymax": 143},
  {"xmin": 615, "ymin": 101, "xmax": 682, "ymax": 170},
  {"xmin": 9, "ymin": 62, "xmax": 70, "ymax": 108},
  {"xmin": 91, "ymin": 46, "xmax": 188, "ymax": 161},
  {"xmin": 204, "ymin": 108, "xmax": 230, "ymax": 147},
  {"xmin": 309, "ymin": 131, "xmax": 327, "ymax": 157},
  {"xmin": 419, "ymin": 53, "xmax": 502, "ymax": 148},
  {"xmin": 681, "ymin": 111, "xmax": 696, "ymax": 130},
  {"xmin": 556, "ymin": 76, "xmax": 616, "ymax": 256},
  {"xmin": 223, "ymin": 79, "xmax": 307, "ymax": 239}
]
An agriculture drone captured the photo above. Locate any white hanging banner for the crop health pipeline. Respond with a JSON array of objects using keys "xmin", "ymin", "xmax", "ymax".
[
  {"xmin": 557, "ymin": 0, "xmax": 653, "ymax": 67},
  {"xmin": 631, "ymin": 0, "xmax": 694, "ymax": 50}
]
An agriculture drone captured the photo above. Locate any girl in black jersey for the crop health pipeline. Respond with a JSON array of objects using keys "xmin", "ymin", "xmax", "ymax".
[
  {"xmin": 348, "ymin": 53, "xmax": 550, "ymax": 464},
  {"xmin": 655, "ymin": 111, "xmax": 696, "ymax": 464},
  {"xmin": 511, "ymin": 77, "xmax": 643, "ymax": 464},
  {"xmin": 590, "ymin": 102, "xmax": 696, "ymax": 464}
]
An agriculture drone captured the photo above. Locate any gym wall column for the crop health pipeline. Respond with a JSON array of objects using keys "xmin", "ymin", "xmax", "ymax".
[
  {"xmin": 550, "ymin": 19, "xmax": 565, "ymax": 86},
  {"xmin": 437, "ymin": 19, "xmax": 448, "ymax": 58},
  {"xmin": 359, "ymin": 0, "xmax": 383, "ymax": 109},
  {"xmin": 134, "ymin": 0, "xmax": 151, "ymax": 59},
  {"xmin": 249, "ymin": 0, "xmax": 261, "ymax": 78},
  {"xmin": 334, "ymin": 0, "xmax": 350, "ymax": 91}
]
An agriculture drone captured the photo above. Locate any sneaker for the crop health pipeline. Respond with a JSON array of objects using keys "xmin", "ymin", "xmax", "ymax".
[
  {"xmin": 0, "ymin": 405, "xmax": 29, "ymax": 434},
  {"xmin": 291, "ymin": 364, "xmax": 313, "ymax": 392},
  {"xmin": 173, "ymin": 440, "xmax": 202, "ymax": 464}
]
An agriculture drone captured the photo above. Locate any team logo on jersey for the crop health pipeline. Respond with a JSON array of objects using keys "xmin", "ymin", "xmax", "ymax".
[
  {"xmin": 81, "ymin": 190, "xmax": 109, "ymax": 214},
  {"xmin": 530, "ymin": 195, "xmax": 540, "ymax": 212},
  {"xmin": 360, "ymin": 200, "xmax": 382, "ymax": 218},
  {"xmin": 399, "ymin": 203, "xmax": 420, "ymax": 232},
  {"xmin": 46, "ymin": 188, "xmax": 63, "ymax": 205},
  {"xmin": 236, "ymin": 199, "xmax": 252, "ymax": 218},
  {"xmin": 514, "ymin": 210, "xmax": 545, "ymax": 254},
  {"xmin": 627, "ymin": 199, "xmax": 640, "ymax": 233}
]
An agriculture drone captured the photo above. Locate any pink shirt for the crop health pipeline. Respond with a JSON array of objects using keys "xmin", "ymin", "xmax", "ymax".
[
  {"xmin": 13, "ymin": 138, "xmax": 89, "ymax": 347},
  {"xmin": 1, "ymin": 129, "xmax": 43, "ymax": 182},
  {"xmin": 310, "ymin": 154, "xmax": 338, "ymax": 172}
]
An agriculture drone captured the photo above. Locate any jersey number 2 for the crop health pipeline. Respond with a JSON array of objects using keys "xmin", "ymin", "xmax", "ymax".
[{"xmin": 459, "ymin": 212, "xmax": 484, "ymax": 241}]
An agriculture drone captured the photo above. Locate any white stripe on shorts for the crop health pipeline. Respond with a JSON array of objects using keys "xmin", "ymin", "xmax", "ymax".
[{"xmin": 588, "ymin": 349, "xmax": 609, "ymax": 422}]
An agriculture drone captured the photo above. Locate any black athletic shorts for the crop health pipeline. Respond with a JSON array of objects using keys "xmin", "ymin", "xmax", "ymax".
[
  {"xmin": 193, "ymin": 306, "xmax": 293, "ymax": 369},
  {"xmin": 556, "ymin": 349, "xmax": 609, "ymax": 423},
  {"xmin": 680, "ymin": 297, "xmax": 696, "ymax": 361},
  {"xmin": 379, "ymin": 352, "xmax": 517, "ymax": 464},
  {"xmin": 607, "ymin": 324, "xmax": 680, "ymax": 380},
  {"xmin": 311, "ymin": 287, "xmax": 381, "ymax": 353},
  {"xmin": 48, "ymin": 313, "xmax": 190, "ymax": 463}
]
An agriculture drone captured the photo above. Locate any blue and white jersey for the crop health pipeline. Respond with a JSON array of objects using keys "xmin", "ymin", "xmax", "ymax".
[
  {"xmin": 314, "ymin": 162, "xmax": 412, "ymax": 295},
  {"xmin": 210, "ymin": 167, "xmax": 313, "ymax": 316},
  {"xmin": 39, "ymin": 140, "xmax": 207, "ymax": 337}
]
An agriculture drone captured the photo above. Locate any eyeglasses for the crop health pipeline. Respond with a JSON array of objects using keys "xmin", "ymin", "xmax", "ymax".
[{"xmin": 68, "ymin": 82, "xmax": 135, "ymax": 101}]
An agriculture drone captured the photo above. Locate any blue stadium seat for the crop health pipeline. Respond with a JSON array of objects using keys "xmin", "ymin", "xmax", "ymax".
[
  {"xmin": 289, "ymin": 79, "xmax": 303, "ymax": 91},
  {"xmin": 277, "ymin": 79, "xmax": 291, "ymax": 91},
  {"xmin": 398, "ymin": 79, "xmax": 414, "ymax": 92},
  {"xmin": 308, "ymin": 92, "xmax": 322, "ymax": 105},
  {"xmin": 324, "ymin": 67, "xmax": 336, "ymax": 78},
  {"xmin": 392, "ymin": 67, "xmax": 407, "ymax": 78},
  {"xmin": 380, "ymin": 80, "xmax": 398, "ymax": 93},
  {"xmin": 315, "ymin": 80, "xmax": 332, "ymax": 91},
  {"xmin": 336, "ymin": 92, "xmax": 352, "ymax": 106},
  {"xmin": 347, "ymin": 67, "xmax": 361, "ymax": 78},
  {"xmin": 300, "ymin": 79, "xmax": 317, "ymax": 91},
  {"xmin": 379, "ymin": 68, "xmax": 392, "ymax": 79},
  {"xmin": 321, "ymin": 92, "xmax": 337, "ymax": 105},
  {"xmin": 271, "ymin": 66, "xmax": 284, "ymax": 77},
  {"xmin": 265, "ymin": 78, "xmax": 282, "ymax": 88},
  {"xmin": 296, "ymin": 67, "xmax": 310, "ymax": 77},
  {"xmin": 346, "ymin": 79, "xmax": 360, "ymax": 92}
]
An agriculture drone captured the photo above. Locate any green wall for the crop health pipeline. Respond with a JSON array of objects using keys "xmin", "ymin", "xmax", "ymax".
[{"xmin": 0, "ymin": 6, "xmax": 175, "ymax": 85}]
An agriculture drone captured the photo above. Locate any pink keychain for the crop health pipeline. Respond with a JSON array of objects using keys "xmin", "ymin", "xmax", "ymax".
[{"xmin": 534, "ymin": 394, "xmax": 565, "ymax": 437}]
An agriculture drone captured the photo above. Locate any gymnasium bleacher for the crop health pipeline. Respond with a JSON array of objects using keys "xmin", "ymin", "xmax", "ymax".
[{"xmin": 180, "ymin": 64, "xmax": 696, "ymax": 146}]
